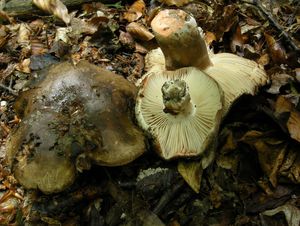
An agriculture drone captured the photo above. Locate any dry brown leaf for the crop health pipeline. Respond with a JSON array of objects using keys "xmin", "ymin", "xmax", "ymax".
[
  {"xmin": 16, "ymin": 58, "xmax": 31, "ymax": 73},
  {"xmin": 230, "ymin": 25, "xmax": 247, "ymax": 53},
  {"xmin": 0, "ymin": 25, "xmax": 9, "ymax": 49},
  {"xmin": 126, "ymin": 22, "xmax": 154, "ymax": 41},
  {"xmin": 157, "ymin": 0, "xmax": 192, "ymax": 7},
  {"xmin": 33, "ymin": 0, "xmax": 71, "ymax": 24},
  {"xmin": 267, "ymin": 74, "xmax": 293, "ymax": 95},
  {"xmin": 178, "ymin": 160, "xmax": 203, "ymax": 193},
  {"xmin": 205, "ymin": 31, "xmax": 216, "ymax": 46},
  {"xmin": 123, "ymin": 0, "xmax": 145, "ymax": 22},
  {"xmin": 17, "ymin": 23, "xmax": 31, "ymax": 47},
  {"xmin": 241, "ymin": 130, "xmax": 287, "ymax": 187},
  {"xmin": 287, "ymin": 110, "xmax": 300, "ymax": 142},
  {"xmin": 262, "ymin": 204, "xmax": 300, "ymax": 226},
  {"xmin": 264, "ymin": 33, "xmax": 288, "ymax": 64},
  {"xmin": 30, "ymin": 39, "xmax": 48, "ymax": 55},
  {"xmin": 257, "ymin": 53, "xmax": 270, "ymax": 66}
]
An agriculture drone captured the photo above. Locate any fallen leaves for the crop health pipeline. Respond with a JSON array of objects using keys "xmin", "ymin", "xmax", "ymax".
[
  {"xmin": 33, "ymin": 0, "xmax": 71, "ymax": 24},
  {"xmin": 263, "ymin": 204, "xmax": 300, "ymax": 226},
  {"xmin": 123, "ymin": 0, "xmax": 145, "ymax": 22},
  {"xmin": 157, "ymin": 0, "xmax": 192, "ymax": 7}
]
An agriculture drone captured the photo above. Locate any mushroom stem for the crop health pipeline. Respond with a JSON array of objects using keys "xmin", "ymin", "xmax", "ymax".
[
  {"xmin": 162, "ymin": 79, "xmax": 194, "ymax": 116},
  {"xmin": 151, "ymin": 9, "xmax": 212, "ymax": 71}
]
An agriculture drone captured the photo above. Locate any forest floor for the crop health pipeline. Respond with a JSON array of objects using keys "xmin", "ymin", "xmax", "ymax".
[{"xmin": 0, "ymin": 0, "xmax": 300, "ymax": 225}]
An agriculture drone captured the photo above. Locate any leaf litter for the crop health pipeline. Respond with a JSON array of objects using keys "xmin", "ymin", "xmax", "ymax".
[{"xmin": 0, "ymin": 0, "xmax": 300, "ymax": 225}]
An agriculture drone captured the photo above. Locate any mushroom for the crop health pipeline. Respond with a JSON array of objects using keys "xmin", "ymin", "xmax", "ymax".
[
  {"xmin": 136, "ymin": 67, "xmax": 223, "ymax": 160},
  {"xmin": 135, "ymin": 9, "xmax": 268, "ymax": 161},
  {"xmin": 147, "ymin": 9, "xmax": 268, "ymax": 115},
  {"xmin": 7, "ymin": 61, "xmax": 145, "ymax": 193}
]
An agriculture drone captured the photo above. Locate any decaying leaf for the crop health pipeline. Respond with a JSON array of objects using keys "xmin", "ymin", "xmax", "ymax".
[
  {"xmin": 267, "ymin": 73, "xmax": 293, "ymax": 94},
  {"xmin": 16, "ymin": 58, "xmax": 31, "ymax": 74},
  {"xmin": 264, "ymin": 33, "xmax": 288, "ymax": 64},
  {"xmin": 287, "ymin": 111, "xmax": 300, "ymax": 142},
  {"xmin": 157, "ymin": 0, "xmax": 192, "ymax": 7},
  {"xmin": 262, "ymin": 204, "xmax": 300, "ymax": 226},
  {"xmin": 241, "ymin": 130, "xmax": 287, "ymax": 187},
  {"xmin": 274, "ymin": 96, "xmax": 300, "ymax": 143},
  {"xmin": 30, "ymin": 39, "xmax": 48, "ymax": 55},
  {"xmin": 17, "ymin": 23, "xmax": 31, "ymax": 48},
  {"xmin": 0, "ymin": 25, "xmax": 9, "ymax": 49},
  {"xmin": 126, "ymin": 22, "xmax": 154, "ymax": 41},
  {"xmin": 230, "ymin": 25, "xmax": 247, "ymax": 53},
  {"xmin": 33, "ymin": 0, "xmax": 71, "ymax": 24},
  {"xmin": 178, "ymin": 160, "xmax": 203, "ymax": 193},
  {"xmin": 204, "ymin": 31, "xmax": 216, "ymax": 46},
  {"xmin": 123, "ymin": 0, "xmax": 145, "ymax": 22}
]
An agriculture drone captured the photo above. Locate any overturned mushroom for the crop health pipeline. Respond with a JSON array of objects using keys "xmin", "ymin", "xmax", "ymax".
[
  {"xmin": 148, "ymin": 9, "xmax": 268, "ymax": 115},
  {"xmin": 7, "ymin": 61, "xmax": 145, "ymax": 193},
  {"xmin": 136, "ymin": 67, "xmax": 223, "ymax": 160},
  {"xmin": 136, "ymin": 9, "xmax": 268, "ymax": 161}
]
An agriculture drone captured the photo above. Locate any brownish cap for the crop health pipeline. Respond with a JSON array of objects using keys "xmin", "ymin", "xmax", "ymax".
[{"xmin": 7, "ymin": 61, "xmax": 146, "ymax": 193}]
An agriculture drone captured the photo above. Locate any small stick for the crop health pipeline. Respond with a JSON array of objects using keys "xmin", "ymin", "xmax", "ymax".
[
  {"xmin": 151, "ymin": 9, "xmax": 212, "ymax": 71},
  {"xmin": 0, "ymin": 84, "xmax": 18, "ymax": 96},
  {"xmin": 243, "ymin": 0, "xmax": 300, "ymax": 52}
]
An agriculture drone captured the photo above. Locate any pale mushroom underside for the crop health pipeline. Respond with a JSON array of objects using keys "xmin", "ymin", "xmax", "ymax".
[
  {"xmin": 136, "ymin": 67, "xmax": 223, "ymax": 159},
  {"xmin": 143, "ymin": 48, "xmax": 268, "ymax": 116}
]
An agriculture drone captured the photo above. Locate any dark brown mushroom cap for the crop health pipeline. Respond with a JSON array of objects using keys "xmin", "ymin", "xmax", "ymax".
[
  {"xmin": 7, "ymin": 61, "xmax": 145, "ymax": 193},
  {"xmin": 6, "ymin": 110, "xmax": 76, "ymax": 194}
]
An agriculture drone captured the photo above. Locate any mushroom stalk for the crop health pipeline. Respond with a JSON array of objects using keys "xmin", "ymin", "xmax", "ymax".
[
  {"xmin": 162, "ymin": 79, "xmax": 194, "ymax": 116},
  {"xmin": 151, "ymin": 9, "xmax": 211, "ymax": 70}
]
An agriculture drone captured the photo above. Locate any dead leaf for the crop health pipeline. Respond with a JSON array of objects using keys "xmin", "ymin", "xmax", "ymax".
[
  {"xmin": 274, "ymin": 95, "xmax": 293, "ymax": 115},
  {"xmin": 157, "ymin": 0, "xmax": 192, "ymax": 7},
  {"xmin": 279, "ymin": 147, "xmax": 300, "ymax": 184},
  {"xmin": 230, "ymin": 25, "xmax": 247, "ymax": 53},
  {"xmin": 16, "ymin": 58, "xmax": 31, "ymax": 73},
  {"xmin": 33, "ymin": 0, "xmax": 71, "ymax": 24},
  {"xmin": 55, "ymin": 27, "xmax": 71, "ymax": 43},
  {"xmin": 262, "ymin": 204, "xmax": 300, "ymax": 226},
  {"xmin": 267, "ymin": 73, "xmax": 293, "ymax": 95},
  {"xmin": 30, "ymin": 39, "xmax": 48, "ymax": 55},
  {"xmin": 205, "ymin": 31, "xmax": 216, "ymax": 46},
  {"xmin": 126, "ymin": 22, "xmax": 154, "ymax": 41},
  {"xmin": 123, "ymin": 0, "xmax": 145, "ymax": 22},
  {"xmin": 17, "ymin": 23, "xmax": 31, "ymax": 48},
  {"xmin": 241, "ymin": 130, "xmax": 287, "ymax": 187},
  {"xmin": 178, "ymin": 160, "xmax": 203, "ymax": 193},
  {"xmin": 0, "ymin": 26, "xmax": 9, "ymax": 49},
  {"xmin": 264, "ymin": 33, "xmax": 288, "ymax": 64},
  {"xmin": 257, "ymin": 53, "xmax": 270, "ymax": 66},
  {"xmin": 287, "ymin": 110, "xmax": 300, "ymax": 142}
]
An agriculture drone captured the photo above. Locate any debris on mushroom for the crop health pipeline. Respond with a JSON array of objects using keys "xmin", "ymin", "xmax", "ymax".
[
  {"xmin": 6, "ymin": 61, "xmax": 146, "ymax": 193},
  {"xmin": 136, "ymin": 67, "xmax": 223, "ymax": 160},
  {"xmin": 148, "ymin": 9, "xmax": 268, "ymax": 115}
]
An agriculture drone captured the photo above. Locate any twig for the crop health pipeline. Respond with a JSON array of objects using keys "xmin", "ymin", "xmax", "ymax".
[
  {"xmin": 0, "ymin": 83, "xmax": 18, "ymax": 96},
  {"xmin": 242, "ymin": 0, "xmax": 300, "ymax": 52}
]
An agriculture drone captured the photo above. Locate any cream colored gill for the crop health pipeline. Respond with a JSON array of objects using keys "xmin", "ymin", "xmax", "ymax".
[
  {"xmin": 205, "ymin": 53, "xmax": 267, "ymax": 114},
  {"xmin": 139, "ymin": 67, "xmax": 222, "ymax": 159}
]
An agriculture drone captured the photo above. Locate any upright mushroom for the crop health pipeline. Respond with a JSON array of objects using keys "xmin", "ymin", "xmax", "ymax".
[
  {"xmin": 7, "ymin": 61, "xmax": 146, "ymax": 193},
  {"xmin": 147, "ymin": 9, "xmax": 268, "ymax": 115},
  {"xmin": 136, "ymin": 9, "xmax": 268, "ymax": 162}
]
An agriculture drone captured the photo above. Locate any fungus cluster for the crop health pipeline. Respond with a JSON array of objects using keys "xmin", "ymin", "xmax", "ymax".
[
  {"xmin": 7, "ymin": 61, "xmax": 145, "ymax": 194},
  {"xmin": 136, "ymin": 9, "xmax": 268, "ymax": 162}
]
